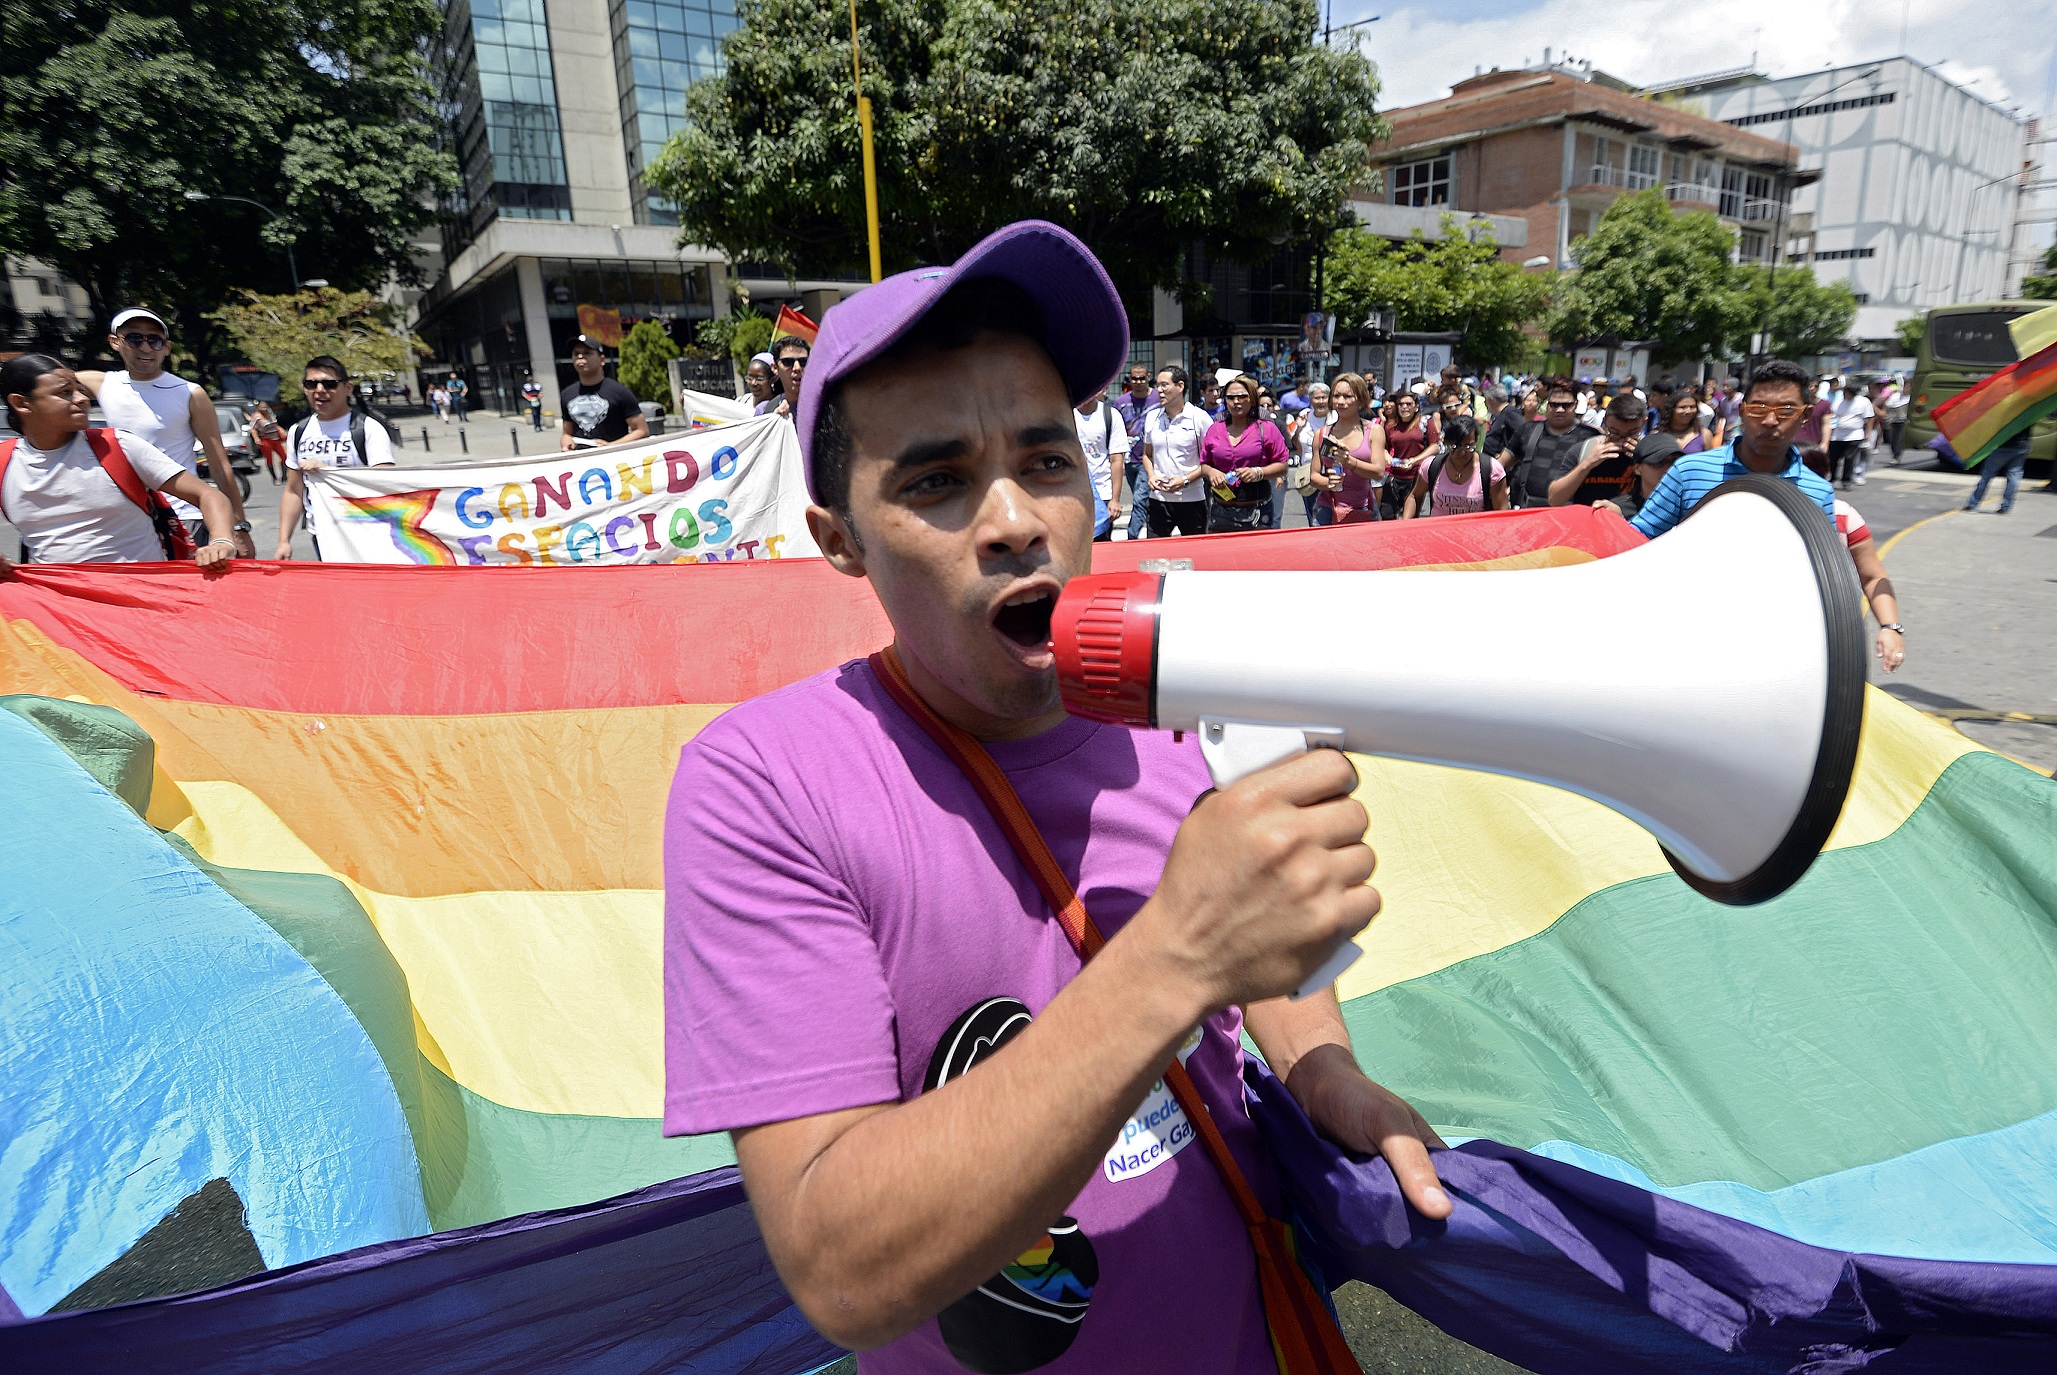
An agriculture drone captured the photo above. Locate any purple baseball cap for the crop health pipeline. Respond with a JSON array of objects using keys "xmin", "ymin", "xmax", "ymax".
[{"xmin": 794, "ymin": 220, "xmax": 1129, "ymax": 500}]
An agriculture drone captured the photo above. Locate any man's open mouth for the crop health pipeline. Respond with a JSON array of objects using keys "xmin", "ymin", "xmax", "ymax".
[{"xmin": 993, "ymin": 588, "xmax": 1056, "ymax": 648}]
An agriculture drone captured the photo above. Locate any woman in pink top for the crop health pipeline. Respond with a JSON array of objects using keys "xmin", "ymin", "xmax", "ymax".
[
  {"xmin": 1199, "ymin": 373, "xmax": 1289, "ymax": 532},
  {"xmin": 1307, "ymin": 372, "xmax": 1384, "ymax": 524},
  {"xmin": 1400, "ymin": 413, "xmax": 1508, "ymax": 517},
  {"xmin": 1368, "ymin": 391, "xmax": 1439, "ymax": 520}
]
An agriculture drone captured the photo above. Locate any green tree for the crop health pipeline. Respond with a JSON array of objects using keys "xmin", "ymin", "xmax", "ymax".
[
  {"xmin": 649, "ymin": 0, "xmax": 1386, "ymax": 309},
  {"xmin": 0, "ymin": 0, "xmax": 455, "ymax": 372},
  {"xmin": 620, "ymin": 320, "xmax": 683, "ymax": 408},
  {"xmin": 1894, "ymin": 313, "xmax": 1927, "ymax": 355},
  {"xmin": 1547, "ymin": 190, "xmax": 1750, "ymax": 364},
  {"xmin": 208, "ymin": 288, "xmax": 421, "ymax": 407},
  {"xmin": 2022, "ymin": 243, "xmax": 2057, "ymax": 301},
  {"xmin": 1323, "ymin": 218, "xmax": 1553, "ymax": 369},
  {"xmin": 696, "ymin": 309, "xmax": 775, "ymax": 368},
  {"xmin": 1732, "ymin": 263, "xmax": 1858, "ymax": 359}
]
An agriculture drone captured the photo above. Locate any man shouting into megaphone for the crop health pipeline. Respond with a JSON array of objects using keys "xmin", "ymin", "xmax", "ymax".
[{"xmin": 662, "ymin": 222, "xmax": 1449, "ymax": 1374}]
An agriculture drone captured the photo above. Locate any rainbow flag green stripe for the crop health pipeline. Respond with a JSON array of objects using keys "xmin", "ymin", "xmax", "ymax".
[{"xmin": 1338, "ymin": 747, "xmax": 2057, "ymax": 1261}]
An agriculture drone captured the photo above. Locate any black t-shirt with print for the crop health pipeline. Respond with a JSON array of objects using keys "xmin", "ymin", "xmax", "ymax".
[{"xmin": 562, "ymin": 378, "xmax": 642, "ymax": 444}]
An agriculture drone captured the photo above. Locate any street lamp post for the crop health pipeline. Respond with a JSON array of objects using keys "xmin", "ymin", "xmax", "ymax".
[{"xmin": 184, "ymin": 191, "xmax": 301, "ymax": 291}]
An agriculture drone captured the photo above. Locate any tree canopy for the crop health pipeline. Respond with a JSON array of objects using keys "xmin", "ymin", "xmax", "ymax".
[
  {"xmin": 1548, "ymin": 191, "xmax": 1747, "ymax": 364},
  {"xmin": 620, "ymin": 320, "xmax": 683, "ymax": 408},
  {"xmin": 0, "ymin": 0, "xmax": 454, "ymax": 369},
  {"xmin": 2022, "ymin": 243, "xmax": 2057, "ymax": 302},
  {"xmin": 1732, "ymin": 263, "xmax": 1859, "ymax": 360},
  {"xmin": 1323, "ymin": 219, "xmax": 1552, "ymax": 369},
  {"xmin": 208, "ymin": 288, "xmax": 419, "ymax": 408},
  {"xmin": 1547, "ymin": 190, "xmax": 1857, "ymax": 363},
  {"xmin": 649, "ymin": 0, "xmax": 1386, "ymax": 313}
]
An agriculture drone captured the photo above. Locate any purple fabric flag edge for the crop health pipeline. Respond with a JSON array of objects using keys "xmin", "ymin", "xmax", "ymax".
[
  {"xmin": 1246, "ymin": 1063, "xmax": 2057, "ymax": 1375},
  {"xmin": 0, "ymin": 1166, "xmax": 843, "ymax": 1375}
]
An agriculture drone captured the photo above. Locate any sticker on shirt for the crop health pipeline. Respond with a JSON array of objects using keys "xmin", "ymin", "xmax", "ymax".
[
  {"xmin": 1102, "ymin": 1025, "xmax": 1202, "ymax": 1184},
  {"xmin": 925, "ymin": 998, "xmax": 1098, "ymax": 1372}
]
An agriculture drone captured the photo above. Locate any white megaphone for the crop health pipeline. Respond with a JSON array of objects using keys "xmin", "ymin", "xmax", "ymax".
[{"xmin": 1053, "ymin": 476, "xmax": 1867, "ymax": 998}]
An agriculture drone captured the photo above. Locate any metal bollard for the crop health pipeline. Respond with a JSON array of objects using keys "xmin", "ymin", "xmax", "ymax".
[
  {"xmin": 421, "ymin": 427, "xmax": 432, "ymax": 453},
  {"xmin": 459, "ymin": 427, "xmax": 469, "ymax": 454},
  {"xmin": 510, "ymin": 426, "xmax": 520, "ymax": 456}
]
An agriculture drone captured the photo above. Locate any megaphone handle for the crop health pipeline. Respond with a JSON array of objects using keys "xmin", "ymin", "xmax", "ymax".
[{"xmin": 1195, "ymin": 719, "xmax": 1362, "ymax": 1001}]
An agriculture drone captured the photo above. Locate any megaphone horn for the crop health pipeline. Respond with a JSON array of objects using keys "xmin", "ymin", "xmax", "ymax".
[{"xmin": 1054, "ymin": 476, "xmax": 1866, "ymax": 990}]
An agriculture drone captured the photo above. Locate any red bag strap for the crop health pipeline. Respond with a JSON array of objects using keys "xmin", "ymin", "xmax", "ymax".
[
  {"xmin": 82, "ymin": 427, "xmax": 156, "ymax": 515},
  {"xmin": 868, "ymin": 645, "xmax": 1360, "ymax": 1375}
]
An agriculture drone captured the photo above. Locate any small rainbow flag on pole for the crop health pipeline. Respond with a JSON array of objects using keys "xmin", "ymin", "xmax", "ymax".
[
  {"xmin": 1931, "ymin": 302, "xmax": 2057, "ymax": 466},
  {"xmin": 772, "ymin": 304, "xmax": 819, "ymax": 347}
]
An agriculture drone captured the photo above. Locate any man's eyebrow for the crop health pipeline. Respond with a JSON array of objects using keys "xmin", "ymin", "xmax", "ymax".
[
  {"xmin": 1017, "ymin": 422, "xmax": 1075, "ymax": 449},
  {"xmin": 888, "ymin": 436, "xmax": 971, "ymax": 470}
]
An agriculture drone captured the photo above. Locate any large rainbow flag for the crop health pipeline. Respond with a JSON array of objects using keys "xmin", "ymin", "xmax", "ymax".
[
  {"xmin": 1931, "ymin": 302, "xmax": 2057, "ymax": 466},
  {"xmin": 1, "ymin": 509, "xmax": 2053, "ymax": 1372}
]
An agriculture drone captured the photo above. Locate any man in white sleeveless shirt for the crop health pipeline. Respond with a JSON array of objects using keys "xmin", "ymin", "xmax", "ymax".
[{"xmin": 78, "ymin": 307, "xmax": 255, "ymax": 557}]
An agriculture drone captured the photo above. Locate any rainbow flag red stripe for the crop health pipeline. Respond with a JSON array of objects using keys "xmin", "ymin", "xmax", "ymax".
[
  {"xmin": 772, "ymin": 304, "xmax": 818, "ymax": 347},
  {"xmin": 1931, "ymin": 333, "xmax": 2057, "ymax": 466}
]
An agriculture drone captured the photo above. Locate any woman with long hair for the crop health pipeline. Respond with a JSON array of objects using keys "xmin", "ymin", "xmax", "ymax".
[
  {"xmin": 1198, "ymin": 373, "xmax": 1289, "ymax": 532},
  {"xmin": 1660, "ymin": 386, "xmax": 1713, "ymax": 454},
  {"xmin": 1307, "ymin": 372, "xmax": 1385, "ymax": 525},
  {"xmin": 0, "ymin": 353, "xmax": 237, "ymax": 570},
  {"xmin": 1368, "ymin": 389, "xmax": 1440, "ymax": 520}
]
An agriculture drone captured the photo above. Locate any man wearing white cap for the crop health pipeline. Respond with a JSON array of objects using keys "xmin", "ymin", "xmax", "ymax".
[
  {"xmin": 77, "ymin": 308, "xmax": 254, "ymax": 557},
  {"xmin": 662, "ymin": 222, "xmax": 1447, "ymax": 1373}
]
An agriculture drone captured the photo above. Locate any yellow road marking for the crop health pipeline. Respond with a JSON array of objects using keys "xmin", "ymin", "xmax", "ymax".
[{"xmin": 1877, "ymin": 506, "xmax": 1960, "ymax": 562}]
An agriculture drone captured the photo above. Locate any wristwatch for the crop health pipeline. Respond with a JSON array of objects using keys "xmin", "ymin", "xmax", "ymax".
[
  {"xmin": 231, "ymin": 521, "xmax": 253, "ymax": 534},
  {"xmin": 1878, "ymin": 623, "xmax": 1904, "ymax": 634}
]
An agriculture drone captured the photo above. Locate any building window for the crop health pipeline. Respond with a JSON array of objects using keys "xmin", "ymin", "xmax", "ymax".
[
  {"xmin": 1850, "ymin": 294, "xmax": 1870, "ymax": 305},
  {"xmin": 1739, "ymin": 230, "xmax": 1768, "ymax": 262},
  {"xmin": 1814, "ymin": 247, "xmax": 1876, "ymax": 261},
  {"xmin": 609, "ymin": 0, "xmax": 740, "ymax": 223},
  {"xmin": 1390, "ymin": 155, "xmax": 1451, "ymax": 207},
  {"xmin": 1727, "ymin": 91, "xmax": 1895, "ymax": 128},
  {"xmin": 433, "ymin": 0, "xmax": 573, "ymax": 255},
  {"xmin": 1719, "ymin": 165, "xmax": 1743, "ymax": 218},
  {"xmin": 1626, "ymin": 144, "xmax": 1660, "ymax": 191}
]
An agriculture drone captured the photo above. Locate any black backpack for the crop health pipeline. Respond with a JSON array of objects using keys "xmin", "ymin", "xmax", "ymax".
[{"xmin": 1417, "ymin": 449, "xmax": 1500, "ymax": 517}]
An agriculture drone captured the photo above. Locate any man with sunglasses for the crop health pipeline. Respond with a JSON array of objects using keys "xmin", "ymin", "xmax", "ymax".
[
  {"xmin": 770, "ymin": 335, "xmax": 811, "ymax": 417},
  {"xmin": 77, "ymin": 307, "xmax": 255, "ymax": 557},
  {"xmin": 274, "ymin": 355, "xmax": 397, "ymax": 560},
  {"xmin": 1609, "ymin": 358, "xmax": 1836, "ymax": 540},
  {"xmin": 1505, "ymin": 376, "xmax": 1597, "ymax": 509}
]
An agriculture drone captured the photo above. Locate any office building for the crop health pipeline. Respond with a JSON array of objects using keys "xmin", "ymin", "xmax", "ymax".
[
  {"xmin": 1657, "ymin": 58, "xmax": 2032, "ymax": 344},
  {"xmin": 411, "ymin": 0, "xmax": 859, "ymax": 416},
  {"xmin": 1368, "ymin": 58, "xmax": 1809, "ymax": 281}
]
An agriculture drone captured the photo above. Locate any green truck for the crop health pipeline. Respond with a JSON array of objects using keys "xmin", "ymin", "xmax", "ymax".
[{"xmin": 1903, "ymin": 301, "xmax": 2057, "ymax": 465}]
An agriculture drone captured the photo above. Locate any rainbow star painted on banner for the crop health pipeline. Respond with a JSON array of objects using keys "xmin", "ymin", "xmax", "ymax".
[{"xmin": 340, "ymin": 489, "xmax": 461, "ymax": 565}]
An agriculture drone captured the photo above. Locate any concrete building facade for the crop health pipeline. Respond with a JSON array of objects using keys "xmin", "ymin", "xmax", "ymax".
[
  {"xmin": 414, "ymin": 0, "xmax": 860, "ymax": 416},
  {"xmin": 1368, "ymin": 61, "xmax": 1808, "ymax": 285},
  {"xmin": 1659, "ymin": 58, "xmax": 2033, "ymax": 345}
]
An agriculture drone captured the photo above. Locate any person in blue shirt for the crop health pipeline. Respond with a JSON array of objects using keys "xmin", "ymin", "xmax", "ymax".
[{"xmin": 1607, "ymin": 359, "xmax": 1836, "ymax": 540}]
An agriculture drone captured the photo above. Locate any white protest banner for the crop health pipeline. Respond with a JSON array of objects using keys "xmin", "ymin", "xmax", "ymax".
[
  {"xmin": 679, "ymin": 388, "xmax": 752, "ymax": 429},
  {"xmin": 303, "ymin": 414, "xmax": 820, "ymax": 566}
]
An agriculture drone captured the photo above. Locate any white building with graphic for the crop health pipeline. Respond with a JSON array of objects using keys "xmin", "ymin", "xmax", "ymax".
[{"xmin": 1659, "ymin": 58, "xmax": 2032, "ymax": 345}]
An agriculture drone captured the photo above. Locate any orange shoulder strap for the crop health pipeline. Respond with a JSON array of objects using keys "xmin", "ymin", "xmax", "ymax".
[{"xmin": 868, "ymin": 646, "xmax": 1359, "ymax": 1375}]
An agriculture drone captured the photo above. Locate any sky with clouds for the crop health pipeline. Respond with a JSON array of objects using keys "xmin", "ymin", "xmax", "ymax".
[{"xmin": 1328, "ymin": 0, "xmax": 2057, "ymax": 249}]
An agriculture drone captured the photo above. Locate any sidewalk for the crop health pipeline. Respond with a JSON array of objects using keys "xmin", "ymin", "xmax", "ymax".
[{"xmin": 1878, "ymin": 479, "xmax": 2057, "ymax": 772}]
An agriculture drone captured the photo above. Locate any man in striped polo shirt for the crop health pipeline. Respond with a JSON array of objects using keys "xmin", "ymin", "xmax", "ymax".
[{"xmin": 1611, "ymin": 359, "xmax": 1836, "ymax": 539}]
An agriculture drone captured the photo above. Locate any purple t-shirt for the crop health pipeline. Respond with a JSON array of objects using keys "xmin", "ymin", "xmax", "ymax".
[{"xmin": 664, "ymin": 659, "xmax": 1277, "ymax": 1375}]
